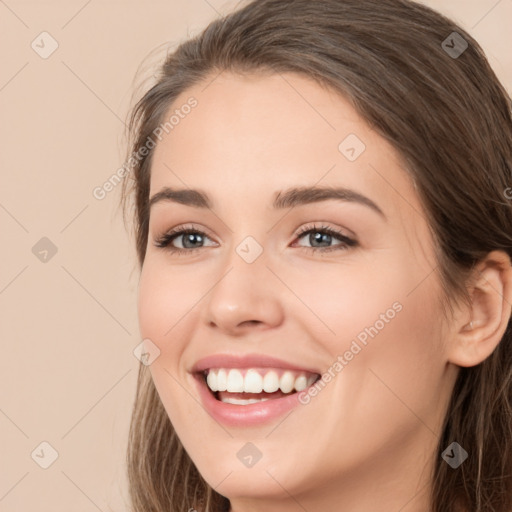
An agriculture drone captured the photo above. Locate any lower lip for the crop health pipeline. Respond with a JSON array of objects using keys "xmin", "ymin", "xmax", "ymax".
[{"xmin": 193, "ymin": 374, "xmax": 306, "ymax": 427}]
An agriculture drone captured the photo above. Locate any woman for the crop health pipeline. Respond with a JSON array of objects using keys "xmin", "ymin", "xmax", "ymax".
[{"xmin": 120, "ymin": 0, "xmax": 512, "ymax": 510}]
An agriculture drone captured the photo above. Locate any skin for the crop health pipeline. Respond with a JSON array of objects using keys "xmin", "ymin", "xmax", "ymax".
[{"xmin": 137, "ymin": 71, "xmax": 512, "ymax": 512}]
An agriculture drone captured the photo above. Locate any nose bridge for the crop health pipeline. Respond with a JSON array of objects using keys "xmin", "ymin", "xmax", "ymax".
[{"xmin": 201, "ymin": 235, "xmax": 284, "ymax": 332}]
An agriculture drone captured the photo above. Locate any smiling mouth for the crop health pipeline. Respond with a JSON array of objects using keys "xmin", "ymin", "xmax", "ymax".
[{"xmin": 201, "ymin": 367, "xmax": 321, "ymax": 405}]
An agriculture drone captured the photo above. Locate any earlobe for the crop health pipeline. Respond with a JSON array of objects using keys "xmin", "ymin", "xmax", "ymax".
[{"xmin": 448, "ymin": 250, "xmax": 512, "ymax": 368}]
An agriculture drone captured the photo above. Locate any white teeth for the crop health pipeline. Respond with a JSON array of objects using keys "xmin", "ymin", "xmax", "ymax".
[
  {"xmin": 206, "ymin": 370, "xmax": 218, "ymax": 392},
  {"xmin": 262, "ymin": 371, "xmax": 280, "ymax": 392},
  {"xmin": 243, "ymin": 369, "xmax": 263, "ymax": 393},
  {"xmin": 207, "ymin": 369, "xmax": 237, "ymax": 393},
  {"xmin": 206, "ymin": 368, "xmax": 318, "ymax": 394},
  {"xmin": 226, "ymin": 369, "xmax": 244, "ymax": 392},
  {"xmin": 294, "ymin": 374, "xmax": 308, "ymax": 392},
  {"xmin": 279, "ymin": 371, "xmax": 295, "ymax": 393},
  {"xmin": 220, "ymin": 397, "xmax": 269, "ymax": 405},
  {"xmin": 217, "ymin": 369, "xmax": 227, "ymax": 391}
]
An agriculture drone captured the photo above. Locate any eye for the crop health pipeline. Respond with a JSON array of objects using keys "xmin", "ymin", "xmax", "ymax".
[
  {"xmin": 153, "ymin": 223, "xmax": 358, "ymax": 255},
  {"xmin": 153, "ymin": 224, "xmax": 217, "ymax": 254},
  {"xmin": 293, "ymin": 223, "xmax": 358, "ymax": 253}
]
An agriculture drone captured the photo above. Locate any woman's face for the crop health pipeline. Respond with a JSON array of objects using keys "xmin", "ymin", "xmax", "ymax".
[{"xmin": 138, "ymin": 71, "xmax": 458, "ymax": 509}]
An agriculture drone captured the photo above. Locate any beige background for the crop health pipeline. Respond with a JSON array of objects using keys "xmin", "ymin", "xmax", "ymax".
[{"xmin": 1, "ymin": 1, "xmax": 510, "ymax": 511}]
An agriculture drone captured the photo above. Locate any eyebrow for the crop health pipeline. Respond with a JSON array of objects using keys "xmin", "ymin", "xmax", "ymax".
[{"xmin": 148, "ymin": 186, "xmax": 386, "ymax": 219}]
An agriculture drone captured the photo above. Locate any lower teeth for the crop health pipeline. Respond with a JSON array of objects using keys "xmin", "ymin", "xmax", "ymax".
[{"xmin": 220, "ymin": 396, "xmax": 270, "ymax": 405}]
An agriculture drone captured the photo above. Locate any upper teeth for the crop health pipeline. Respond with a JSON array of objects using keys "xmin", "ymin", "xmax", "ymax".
[{"xmin": 206, "ymin": 368, "xmax": 317, "ymax": 394}]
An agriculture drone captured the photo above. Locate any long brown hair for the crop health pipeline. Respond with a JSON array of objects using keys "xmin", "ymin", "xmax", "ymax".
[{"xmin": 120, "ymin": 1, "xmax": 512, "ymax": 510}]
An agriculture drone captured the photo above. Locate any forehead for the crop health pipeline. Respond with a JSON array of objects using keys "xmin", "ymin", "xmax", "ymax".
[{"xmin": 149, "ymin": 70, "xmax": 425, "ymax": 232}]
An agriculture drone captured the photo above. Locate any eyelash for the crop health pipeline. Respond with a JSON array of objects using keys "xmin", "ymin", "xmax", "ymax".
[{"xmin": 153, "ymin": 223, "xmax": 358, "ymax": 255}]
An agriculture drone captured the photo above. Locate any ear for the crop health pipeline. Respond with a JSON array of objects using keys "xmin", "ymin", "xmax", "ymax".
[{"xmin": 447, "ymin": 250, "xmax": 512, "ymax": 367}]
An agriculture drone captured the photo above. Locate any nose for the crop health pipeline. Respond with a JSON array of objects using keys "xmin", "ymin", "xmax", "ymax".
[{"xmin": 201, "ymin": 250, "xmax": 285, "ymax": 336}]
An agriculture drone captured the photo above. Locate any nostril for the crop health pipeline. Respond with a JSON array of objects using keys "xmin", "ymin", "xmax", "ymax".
[{"xmin": 240, "ymin": 320, "xmax": 261, "ymax": 327}]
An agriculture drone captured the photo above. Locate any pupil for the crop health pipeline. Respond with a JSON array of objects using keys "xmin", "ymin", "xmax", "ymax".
[
  {"xmin": 184, "ymin": 233, "xmax": 202, "ymax": 248},
  {"xmin": 311, "ymin": 232, "xmax": 331, "ymax": 247}
]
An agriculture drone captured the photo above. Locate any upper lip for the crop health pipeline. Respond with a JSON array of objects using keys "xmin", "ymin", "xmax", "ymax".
[{"xmin": 190, "ymin": 353, "xmax": 321, "ymax": 375}]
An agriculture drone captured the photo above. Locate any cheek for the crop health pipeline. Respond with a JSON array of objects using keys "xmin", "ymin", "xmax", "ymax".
[
  {"xmin": 326, "ymin": 267, "xmax": 445, "ymax": 440},
  {"xmin": 137, "ymin": 261, "xmax": 203, "ymax": 419},
  {"xmin": 290, "ymin": 252, "xmax": 444, "ymax": 403},
  {"xmin": 137, "ymin": 259, "xmax": 201, "ymax": 348},
  {"xmin": 276, "ymin": 256, "xmax": 413, "ymax": 353},
  {"xmin": 138, "ymin": 265, "xmax": 169, "ymax": 343}
]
